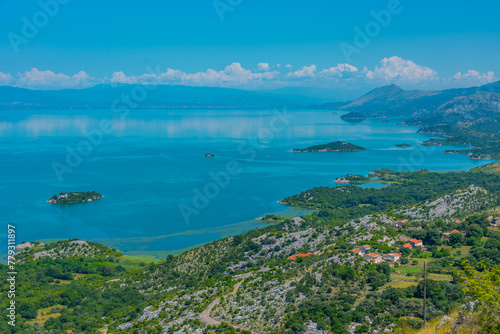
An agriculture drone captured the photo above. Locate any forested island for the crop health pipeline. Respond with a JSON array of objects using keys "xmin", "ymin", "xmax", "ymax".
[
  {"xmin": 292, "ymin": 141, "xmax": 366, "ymax": 152},
  {"xmin": 47, "ymin": 191, "xmax": 103, "ymax": 204},
  {"xmin": 396, "ymin": 143, "xmax": 412, "ymax": 147},
  {"xmin": 340, "ymin": 111, "xmax": 366, "ymax": 122}
]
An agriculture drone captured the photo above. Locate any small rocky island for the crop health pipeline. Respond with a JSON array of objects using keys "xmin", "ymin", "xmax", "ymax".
[
  {"xmin": 340, "ymin": 111, "xmax": 366, "ymax": 122},
  {"xmin": 395, "ymin": 143, "xmax": 412, "ymax": 147},
  {"xmin": 292, "ymin": 141, "xmax": 366, "ymax": 153},
  {"xmin": 47, "ymin": 191, "xmax": 103, "ymax": 204},
  {"xmin": 202, "ymin": 153, "xmax": 215, "ymax": 157}
]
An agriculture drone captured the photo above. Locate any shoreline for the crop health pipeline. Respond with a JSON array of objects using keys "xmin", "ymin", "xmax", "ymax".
[
  {"xmin": 9, "ymin": 205, "xmax": 316, "ymax": 261},
  {"xmin": 16, "ymin": 157, "xmax": 497, "ymax": 262}
]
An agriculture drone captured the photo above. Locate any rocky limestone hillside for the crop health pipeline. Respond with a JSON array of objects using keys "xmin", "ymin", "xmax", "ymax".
[
  {"xmin": 109, "ymin": 214, "xmax": 403, "ymax": 333},
  {"xmin": 14, "ymin": 239, "xmax": 121, "ymax": 263},
  {"xmin": 396, "ymin": 185, "xmax": 498, "ymax": 221},
  {"xmin": 403, "ymin": 91, "xmax": 500, "ymax": 127}
]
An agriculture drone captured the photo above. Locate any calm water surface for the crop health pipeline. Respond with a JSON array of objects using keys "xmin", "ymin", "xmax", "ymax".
[{"xmin": 0, "ymin": 109, "xmax": 491, "ymax": 257}]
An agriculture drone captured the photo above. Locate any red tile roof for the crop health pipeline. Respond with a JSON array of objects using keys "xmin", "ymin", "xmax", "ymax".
[
  {"xmin": 288, "ymin": 253, "xmax": 313, "ymax": 260},
  {"xmin": 455, "ymin": 219, "xmax": 462, "ymax": 223},
  {"xmin": 366, "ymin": 253, "xmax": 379, "ymax": 258},
  {"xmin": 450, "ymin": 229, "xmax": 461, "ymax": 234},
  {"xmin": 351, "ymin": 249, "xmax": 361, "ymax": 253},
  {"xmin": 326, "ymin": 250, "xmax": 333, "ymax": 253},
  {"xmin": 403, "ymin": 244, "xmax": 412, "ymax": 248}
]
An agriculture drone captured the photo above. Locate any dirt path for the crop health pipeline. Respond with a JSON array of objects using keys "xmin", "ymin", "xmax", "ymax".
[
  {"xmin": 232, "ymin": 272, "xmax": 252, "ymax": 294},
  {"xmin": 199, "ymin": 297, "xmax": 221, "ymax": 326},
  {"xmin": 199, "ymin": 272, "xmax": 259, "ymax": 333}
]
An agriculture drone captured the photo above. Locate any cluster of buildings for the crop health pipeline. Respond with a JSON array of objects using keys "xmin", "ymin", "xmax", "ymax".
[
  {"xmin": 489, "ymin": 216, "xmax": 500, "ymax": 227},
  {"xmin": 390, "ymin": 219, "xmax": 407, "ymax": 229},
  {"xmin": 351, "ymin": 245, "xmax": 401, "ymax": 264},
  {"xmin": 402, "ymin": 238, "xmax": 423, "ymax": 249}
]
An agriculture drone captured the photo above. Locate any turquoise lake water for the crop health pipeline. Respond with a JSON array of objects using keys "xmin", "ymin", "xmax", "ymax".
[{"xmin": 0, "ymin": 109, "xmax": 492, "ymax": 258}]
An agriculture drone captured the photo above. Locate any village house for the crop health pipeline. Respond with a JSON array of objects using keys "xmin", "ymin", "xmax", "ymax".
[
  {"xmin": 402, "ymin": 243, "xmax": 413, "ymax": 249},
  {"xmin": 408, "ymin": 238, "xmax": 423, "ymax": 247},
  {"xmin": 359, "ymin": 245, "xmax": 371, "ymax": 253},
  {"xmin": 383, "ymin": 253, "xmax": 401, "ymax": 262},
  {"xmin": 363, "ymin": 252, "xmax": 383, "ymax": 263},
  {"xmin": 492, "ymin": 217, "xmax": 500, "ymax": 227},
  {"xmin": 444, "ymin": 229, "xmax": 463, "ymax": 237},
  {"xmin": 351, "ymin": 249, "xmax": 363, "ymax": 255},
  {"xmin": 391, "ymin": 219, "xmax": 407, "ymax": 229}
]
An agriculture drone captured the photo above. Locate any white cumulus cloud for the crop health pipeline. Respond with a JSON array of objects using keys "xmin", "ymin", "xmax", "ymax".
[
  {"xmin": 365, "ymin": 56, "xmax": 439, "ymax": 84},
  {"xmin": 110, "ymin": 71, "xmax": 157, "ymax": 84},
  {"xmin": 287, "ymin": 65, "xmax": 317, "ymax": 79},
  {"xmin": 451, "ymin": 70, "xmax": 497, "ymax": 86},
  {"xmin": 15, "ymin": 68, "xmax": 93, "ymax": 89},
  {"xmin": 180, "ymin": 63, "xmax": 278, "ymax": 86},
  {"xmin": 157, "ymin": 68, "xmax": 186, "ymax": 81},
  {"xmin": 319, "ymin": 63, "xmax": 358, "ymax": 78},
  {"xmin": 257, "ymin": 63, "xmax": 271, "ymax": 72},
  {"xmin": 1, "ymin": 59, "xmax": 496, "ymax": 91},
  {"xmin": 0, "ymin": 72, "xmax": 14, "ymax": 85},
  {"xmin": 108, "ymin": 63, "xmax": 279, "ymax": 87}
]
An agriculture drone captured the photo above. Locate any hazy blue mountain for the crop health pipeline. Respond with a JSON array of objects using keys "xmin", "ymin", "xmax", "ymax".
[
  {"xmin": 3, "ymin": 81, "xmax": 500, "ymax": 112},
  {"xmin": 0, "ymin": 84, "xmax": 311, "ymax": 109},
  {"xmin": 261, "ymin": 86, "xmax": 363, "ymax": 103}
]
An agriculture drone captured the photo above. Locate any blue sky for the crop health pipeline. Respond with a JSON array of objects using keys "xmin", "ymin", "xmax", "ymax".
[{"xmin": 0, "ymin": 0, "xmax": 499, "ymax": 91}]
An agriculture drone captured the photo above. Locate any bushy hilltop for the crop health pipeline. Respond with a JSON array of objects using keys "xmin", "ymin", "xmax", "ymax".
[
  {"xmin": 14, "ymin": 238, "xmax": 121, "ymax": 263},
  {"xmin": 2, "ymin": 163, "xmax": 500, "ymax": 334}
]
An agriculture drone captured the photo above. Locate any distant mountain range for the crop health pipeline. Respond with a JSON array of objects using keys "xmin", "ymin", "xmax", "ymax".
[
  {"xmin": 1, "ymin": 81, "xmax": 500, "ymax": 116},
  {"xmin": 0, "ymin": 84, "xmax": 322, "ymax": 109},
  {"xmin": 334, "ymin": 81, "xmax": 500, "ymax": 117}
]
